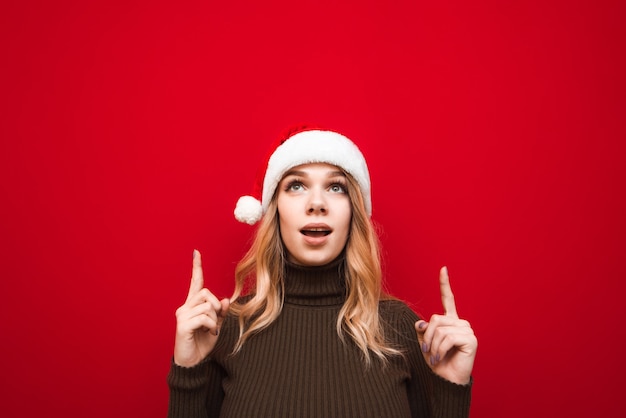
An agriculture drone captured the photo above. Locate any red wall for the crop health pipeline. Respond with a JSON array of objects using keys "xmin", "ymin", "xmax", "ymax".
[{"xmin": 1, "ymin": 1, "xmax": 624, "ymax": 416}]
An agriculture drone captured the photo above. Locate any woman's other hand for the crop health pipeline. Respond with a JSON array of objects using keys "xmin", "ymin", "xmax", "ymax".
[
  {"xmin": 415, "ymin": 267, "xmax": 477, "ymax": 385},
  {"xmin": 173, "ymin": 250, "xmax": 230, "ymax": 367}
]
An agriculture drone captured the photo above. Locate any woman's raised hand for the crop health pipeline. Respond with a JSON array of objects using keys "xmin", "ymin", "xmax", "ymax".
[
  {"xmin": 173, "ymin": 250, "xmax": 230, "ymax": 367},
  {"xmin": 415, "ymin": 267, "xmax": 477, "ymax": 385}
]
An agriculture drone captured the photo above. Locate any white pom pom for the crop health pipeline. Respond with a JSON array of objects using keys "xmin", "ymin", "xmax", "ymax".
[{"xmin": 234, "ymin": 196, "xmax": 263, "ymax": 225}]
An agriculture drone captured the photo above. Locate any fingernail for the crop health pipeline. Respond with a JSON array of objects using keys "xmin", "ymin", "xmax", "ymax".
[
  {"xmin": 418, "ymin": 321, "xmax": 426, "ymax": 330},
  {"xmin": 435, "ymin": 353, "xmax": 440, "ymax": 362},
  {"xmin": 215, "ymin": 329, "xmax": 219, "ymax": 336},
  {"xmin": 430, "ymin": 356, "xmax": 436, "ymax": 366},
  {"xmin": 422, "ymin": 342, "xmax": 429, "ymax": 353}
]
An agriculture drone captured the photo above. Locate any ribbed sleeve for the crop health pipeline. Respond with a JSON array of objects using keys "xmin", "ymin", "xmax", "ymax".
[
  {"xmin": 167, "ymin": 358, "xmax": 224, "ymax": 417},
  {"xmin": 431, "ymin": 374, "xmax": 472, "ymax": 418}
]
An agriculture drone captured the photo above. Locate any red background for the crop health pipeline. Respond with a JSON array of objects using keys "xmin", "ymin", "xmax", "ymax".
[{"xmin": 1, "ymin": 1, "xmax": 624, "ymax": 416}]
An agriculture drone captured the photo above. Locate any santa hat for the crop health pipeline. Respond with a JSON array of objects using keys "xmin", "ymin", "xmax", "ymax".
[{"xmin": 234, "ymin": 125, "xmax": 372, "ymax": 225}]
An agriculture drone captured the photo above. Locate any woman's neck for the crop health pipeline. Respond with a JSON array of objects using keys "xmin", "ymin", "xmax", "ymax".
[{"xmin": 283, "ymin": 256, "xmax": 346, "ymax": 306}]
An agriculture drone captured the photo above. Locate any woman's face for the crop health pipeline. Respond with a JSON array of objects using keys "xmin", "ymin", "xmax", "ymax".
[{"xmin": 276, "ymin": 163, "xmax": 352, "ymax": 266}]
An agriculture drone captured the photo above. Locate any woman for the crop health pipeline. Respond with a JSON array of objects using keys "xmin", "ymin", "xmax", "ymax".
[{"xmin": 168, "ymin": 127, "xmax": 477, "ymax": 417}]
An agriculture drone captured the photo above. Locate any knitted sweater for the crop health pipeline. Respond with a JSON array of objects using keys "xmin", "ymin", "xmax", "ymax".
[{"xmin": 167, "ymin": 258, "xmax": 472, "ymax": 417}]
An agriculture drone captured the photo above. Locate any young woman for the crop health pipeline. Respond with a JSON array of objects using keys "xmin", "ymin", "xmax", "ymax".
[{"xmin": 168, "ymin": 127, "xmax": 477, "ymax": 417}]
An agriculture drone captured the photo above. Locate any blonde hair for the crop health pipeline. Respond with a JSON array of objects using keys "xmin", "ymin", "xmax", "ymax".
[{"xmin": 229, "ymin": 171, "xmax": 401, "ymax": 364}]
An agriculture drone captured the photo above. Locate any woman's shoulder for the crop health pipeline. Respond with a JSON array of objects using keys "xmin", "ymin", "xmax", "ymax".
[
  {"xmin": 379, "ymin": 298, "xmax": 420, "ymax": 324},
  {"xmin": 378, "ymin": 298, "xmax": 422, "ymax": 350}
]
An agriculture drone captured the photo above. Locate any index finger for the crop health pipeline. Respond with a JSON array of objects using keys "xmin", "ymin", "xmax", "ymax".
[
  {"xmin": 439, "ymin": 266, "xmax": 458, "ymax": 318},
  {"xmin": 187, "ymin": 249, "xmax": 204, "ymax": 299}
]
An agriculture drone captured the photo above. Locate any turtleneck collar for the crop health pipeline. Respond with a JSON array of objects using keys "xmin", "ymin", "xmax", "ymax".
[{"xmin": 283, "ymin": 256, "xmax": 347, "ymax": 306}]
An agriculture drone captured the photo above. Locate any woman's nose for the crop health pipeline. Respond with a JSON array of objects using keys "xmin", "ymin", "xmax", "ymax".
[{"xmin": 307, "ymin": 189, "xmax": 327, "ymax": 214}]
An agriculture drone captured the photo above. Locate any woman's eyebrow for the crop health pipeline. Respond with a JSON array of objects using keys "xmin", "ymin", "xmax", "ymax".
[
  {"xmin": 283, "ymin": 169, "xmax": 307, "ymax": 178},
  {"xmin": 282, "ymin": 169, "xmax": 346, "ymax": 178}
]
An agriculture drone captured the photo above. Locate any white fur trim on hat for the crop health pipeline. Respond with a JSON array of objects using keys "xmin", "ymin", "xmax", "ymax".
[{"xmin": 262, "ymin": 130, "xmax": 372, "ymax": 216}]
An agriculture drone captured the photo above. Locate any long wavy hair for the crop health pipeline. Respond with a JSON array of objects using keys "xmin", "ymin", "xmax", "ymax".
[{"xmin": 229, "ymin": 170, "xmax": 401, "ymax": 364}]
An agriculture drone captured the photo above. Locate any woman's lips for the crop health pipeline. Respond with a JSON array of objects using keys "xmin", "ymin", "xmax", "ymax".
[
  {"xmin": 301, "ymin": 229, "xmax": 331, "ymax": 237},
  {"xmin": 300, "ymin": 224, "xmax": 332, "ymax": 245}
]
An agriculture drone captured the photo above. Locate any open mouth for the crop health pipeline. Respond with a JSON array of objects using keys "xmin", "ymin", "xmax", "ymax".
[{"xmin": 300, "ymin": 228, "xmax": 331, "ymax": 238}]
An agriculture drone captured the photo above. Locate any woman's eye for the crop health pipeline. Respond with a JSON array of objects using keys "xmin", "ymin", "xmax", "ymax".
[
  {"xmin": 288, "ymin": 182, "xmax": 304, "ymax": 192},
  {"xmin": 330, "ymin": 184, "xmax": 346, "ymax": 193}
]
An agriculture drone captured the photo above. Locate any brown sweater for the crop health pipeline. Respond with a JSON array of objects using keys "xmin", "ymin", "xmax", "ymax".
[{"xmin": 168, "ymin": 258, "xmax": 472, "ymax": 417}]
